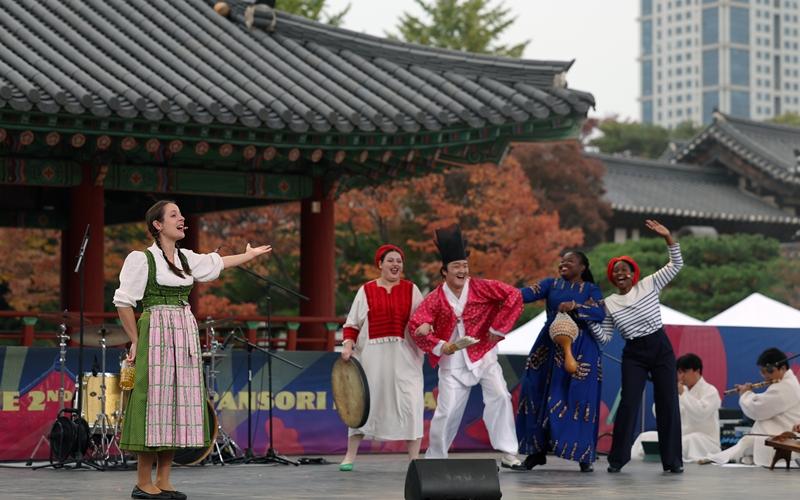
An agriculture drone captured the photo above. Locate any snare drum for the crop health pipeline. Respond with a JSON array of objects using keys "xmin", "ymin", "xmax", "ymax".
[{"xmin": 80, "ymin": 372, "xmax": 123, "ymax": 429}]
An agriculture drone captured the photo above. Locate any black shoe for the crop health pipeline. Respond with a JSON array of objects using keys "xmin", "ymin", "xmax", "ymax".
[
  {"xmin": 131, "ymin": 486, "xmax": 171, "ymax": 499},
  {"xmin": 160, "ymin": 490, "xmax": 188, "ymax": 500},
  {"xmin": 522, "ymin": 452, "xmax": 547, "ymax": 470},
  {"xmin": 579, "ymin": 462, "xmax": 593, "ymax": 472},
  {"xmin": 607, "ymin": 464, "xmax": 622, "ymax": 473},
  {"xmin": 663, "ymin": 465, "xmax": 684, "ymax": 474}
]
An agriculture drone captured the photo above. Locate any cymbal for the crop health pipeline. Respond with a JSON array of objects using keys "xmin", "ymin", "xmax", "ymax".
[
  {"xmin": 197, "ymin": 317, "xmax": 242, "ymax": 330},
  {"xmin": 39, "ymin": 312, "xmax": 101, "ymax": 328},
  {"xmin": 74, "ymin": 324, "xmax": 130, "ymax": 346}
]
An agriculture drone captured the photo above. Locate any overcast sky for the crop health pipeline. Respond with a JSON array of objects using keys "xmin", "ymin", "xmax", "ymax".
[{"xmin": 325, "ymin": 0, "xmax": 640, "ymax": 121}]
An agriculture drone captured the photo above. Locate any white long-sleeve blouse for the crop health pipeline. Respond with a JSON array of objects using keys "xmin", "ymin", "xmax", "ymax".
[{"xmin": 113, "ymin": 243, "xmax": 224, "ymax": 308}]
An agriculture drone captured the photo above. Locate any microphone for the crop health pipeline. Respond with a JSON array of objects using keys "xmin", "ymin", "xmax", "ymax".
[
  {"xmin": 221, "ymin": 331, "xmax": 236, "ymax": 350},
  {"xmin": 91, "ymin": 355, "xmax": 99, "ymax": 377}
]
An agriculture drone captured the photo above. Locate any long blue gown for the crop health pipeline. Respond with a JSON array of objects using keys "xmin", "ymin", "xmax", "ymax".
[{"xmin": 515, "ymin": 277, "xmax": 605, "ymax": 464}]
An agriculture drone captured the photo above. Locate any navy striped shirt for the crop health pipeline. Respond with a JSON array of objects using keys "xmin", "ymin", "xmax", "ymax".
[{"xmin": 590, "ymin": 244, "xmax": 683, "ymax": 344}]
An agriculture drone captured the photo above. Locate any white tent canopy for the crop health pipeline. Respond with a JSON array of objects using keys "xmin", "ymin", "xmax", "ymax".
[
  {"xmin": 705, "ymin": 293, "xmax": 800, "ymax": 328},
  {"xmin": 499, "ymin": 305, "xmax": 703, "ymax": 356}
]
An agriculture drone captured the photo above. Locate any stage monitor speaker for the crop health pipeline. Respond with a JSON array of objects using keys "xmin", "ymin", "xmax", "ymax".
[{"xmin": 404, "ymin": 459, "xmax": 501, "ymax": 500}]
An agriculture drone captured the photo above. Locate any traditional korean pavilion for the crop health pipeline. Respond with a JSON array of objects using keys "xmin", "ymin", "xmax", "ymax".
[{"xmin": 0, "ymin": 0, "xmax": 594, "ymax": 344}]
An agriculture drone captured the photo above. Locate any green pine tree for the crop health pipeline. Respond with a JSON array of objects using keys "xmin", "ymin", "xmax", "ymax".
[{"xmin": 391, "ymin": 0, "xmax": 529, "ymax": 57}]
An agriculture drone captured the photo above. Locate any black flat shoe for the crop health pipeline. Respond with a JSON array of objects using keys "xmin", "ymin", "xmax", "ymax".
[
  {"xmin": 131, "ymin": 486, "xmax": 171, "ymax": 499},
  {"xmin": 607, "ymin": 465, "xmax": 622, "ymax": 473},
  {"xmin": 523, "ymin": 452, "xmax": 547, "ymax": 470},
  {"xmin": 579, "ymin": 462, "xmax": 593, "ymax": 472},
  {"xmin": 160, "ymin": 490, "xmax": 188, "ymax": 500},
  {"xmin": 663, "ymin": 465, "xmax": 684, "ymax": 474}
]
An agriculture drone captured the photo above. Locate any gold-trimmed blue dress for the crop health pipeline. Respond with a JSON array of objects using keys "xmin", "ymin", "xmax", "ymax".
[{"xmin": 515, "ymin": 278, "xmax": 605, "ymax": 464}]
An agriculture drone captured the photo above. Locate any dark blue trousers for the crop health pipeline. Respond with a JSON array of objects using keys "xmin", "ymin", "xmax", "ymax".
[{"xmin": 608, "ymin": 328, "xmax": 682, "ymax": 470}]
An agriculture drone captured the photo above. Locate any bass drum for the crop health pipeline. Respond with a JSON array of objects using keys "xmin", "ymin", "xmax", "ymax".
[
  {"xmin": 173, "ymin": 399, "xmax": 218, "ymax": 466},
  {"xmin": 49, "ymin": 408, "xmax": 91, "ymax": 464}
]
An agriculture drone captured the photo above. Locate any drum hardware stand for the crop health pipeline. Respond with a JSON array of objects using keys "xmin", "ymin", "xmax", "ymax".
[
  {"xmin": 89, "ymin": 328, "xmax": 125, "ymax": 465},
  {"xmin": 205, "ymin": 325, "xmax": 244, "ymax": 465},
  {"xmin": 26, "ymin": 323, "xmax": 69, "ymax": 466},
  {"xmin": 234, "ymin": 266, "xmax": 308, "ymax": 466},
  {"xmin": 34, "ymin": 225, "xmax": 102, "ymax": 471}
]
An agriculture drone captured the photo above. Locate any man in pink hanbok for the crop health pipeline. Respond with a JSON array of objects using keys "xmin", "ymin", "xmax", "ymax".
[{"xmin": 409, "ymin": 225, "xmax": 525, "ymax": 469}]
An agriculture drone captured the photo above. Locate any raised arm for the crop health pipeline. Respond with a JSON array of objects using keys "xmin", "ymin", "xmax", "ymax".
[
  {"xmin": 221, "ymin": 243, "xmax": 272, "ymax": 269},
  {"xmin": 520, "ymin": 278, "xmax": 553, "ymax": 304},
  {"xmin": 644, "ymin": 220, "xmax": 683, "ymax": 291}
]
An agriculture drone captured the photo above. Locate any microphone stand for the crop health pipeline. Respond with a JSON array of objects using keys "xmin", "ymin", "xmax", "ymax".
[
  {"xmin": 226, "ymin": 333, "xmax": 304, "ymax": 466},
  {"xmin": 35, "ymin": 224, "xmax": 101, "ymax": 471},
  {"xmin": 235, "ymin": 267, "xmax": 308, "ymax": 466}
]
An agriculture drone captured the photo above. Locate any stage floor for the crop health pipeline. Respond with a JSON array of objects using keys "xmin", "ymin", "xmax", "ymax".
[{"xmin": 0, "ymin": 453, "xmax": 797, "ymax": 500}]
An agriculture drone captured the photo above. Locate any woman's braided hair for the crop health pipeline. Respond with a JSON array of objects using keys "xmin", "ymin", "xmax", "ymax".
[{"xmin": 145, "ymin": 200, "xmax": 192, "ymax": 279}]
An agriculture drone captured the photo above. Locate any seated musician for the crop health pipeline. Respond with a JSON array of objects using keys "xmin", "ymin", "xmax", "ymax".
[
  {"xmin": 632, "ymin": 353, "xmax": 721, "ymax": 462},
  {"xmin": 705, "ymin": 348, "xmax": 800, "ymax": 467}
]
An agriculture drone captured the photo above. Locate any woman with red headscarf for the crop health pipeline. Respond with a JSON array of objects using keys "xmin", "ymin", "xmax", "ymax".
[
  {"xmin": 589, "ymin": 219, "xmax": 684, "ymax": 474},
  {"xmin": 338, "ymin": 244, "xmax": 424, "ymax": 471}
]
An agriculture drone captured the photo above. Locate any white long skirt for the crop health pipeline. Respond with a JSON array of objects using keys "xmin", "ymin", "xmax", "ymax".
[{"xmin": 350, "ymin": 337, "xmax": 424, "ymax": 441}]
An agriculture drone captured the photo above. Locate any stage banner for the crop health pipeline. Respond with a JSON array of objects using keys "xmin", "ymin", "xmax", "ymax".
[{"xmin": 1, "ymin": 325, "xmax": 798, "ymax": 461}]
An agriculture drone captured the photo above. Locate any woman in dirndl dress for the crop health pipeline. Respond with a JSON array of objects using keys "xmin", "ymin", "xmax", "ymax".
[
  {"xmin": 338, "ymin": 244, "xmax": 425, "ymax": 471},
  {"xmin": 515, "ymin": 251, "xmax": 606, "ymax": 472},
  {"xmin": 114, "ymin": 200, "xmax": 271, "ymax": 500}
]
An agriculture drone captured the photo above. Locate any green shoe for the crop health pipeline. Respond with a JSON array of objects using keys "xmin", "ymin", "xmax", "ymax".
[{"xmin": 339, "ymin": 463, "xmax": 354, "ymax": 472}]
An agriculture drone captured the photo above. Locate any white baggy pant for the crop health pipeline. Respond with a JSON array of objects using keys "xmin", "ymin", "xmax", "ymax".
[{"xmin": 425, "ymin": 362, "xmax": 518, "ymax": 458}]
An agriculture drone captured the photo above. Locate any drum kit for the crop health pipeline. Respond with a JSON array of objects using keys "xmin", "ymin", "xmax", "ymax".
[{"xmin": 28, "ymin": 316, "xmax": 246, "ymax": 469}]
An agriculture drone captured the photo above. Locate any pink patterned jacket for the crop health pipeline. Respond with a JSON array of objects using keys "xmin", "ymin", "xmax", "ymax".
[{"xmin": 409, "ymin": 277, "xmax": 523, "ymax": 368}]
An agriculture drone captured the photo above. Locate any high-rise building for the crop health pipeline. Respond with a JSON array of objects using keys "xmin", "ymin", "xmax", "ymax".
[{"xmin": 640, "ymin": 0, "xmax": 800, "ymax": 127}]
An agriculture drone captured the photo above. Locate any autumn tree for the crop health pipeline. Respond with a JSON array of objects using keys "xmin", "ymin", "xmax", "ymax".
[
  {"xmin": 391, "ymin": 0, "xmax": 529, "ymax": 57},
  {"xmin": 0, "ymin": 228, "xmax": 61, "ymax": 311},
  {"xmin": 336, "ymin": 161, "xmax": 583, "ymax": 297},
  {"xmin": 509, "ymin": 140, "xmax": 612, "ymax": 246}
]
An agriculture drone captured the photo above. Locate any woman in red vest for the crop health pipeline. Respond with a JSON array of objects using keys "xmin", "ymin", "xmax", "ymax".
[{"xmin": 338, "ymin": 244, "xmax": 425, "ymax": 471}]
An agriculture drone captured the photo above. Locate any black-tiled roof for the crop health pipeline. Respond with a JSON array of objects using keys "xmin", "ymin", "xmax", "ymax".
[
  {"xmin": 675, "ymin": 112, "xmax": 800, "ymax": 185},
  {"xmin": 0, "ymin": 0, "xmax": 594, "ymax": 135},
  {"xmin": 592, "ymin": 153, "xmax": 800, "ymax": 225}
]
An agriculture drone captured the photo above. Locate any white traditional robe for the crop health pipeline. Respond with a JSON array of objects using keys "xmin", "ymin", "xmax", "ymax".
[
  {"xmin": 707, "ymin": 369, "xmax": 800, "ymax": 467},
  {"xmin": 632, "ymin": 376, "xmax": 722, "ymax": 462},
  {"xmin": 344, "ymin": 283, "xmax": 425, "ymax": 441}
]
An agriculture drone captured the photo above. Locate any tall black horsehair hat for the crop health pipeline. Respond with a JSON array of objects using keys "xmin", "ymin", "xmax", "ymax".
[{"xmin": 434, "ymin": 224, "xmax": 468, "ymax": 267}]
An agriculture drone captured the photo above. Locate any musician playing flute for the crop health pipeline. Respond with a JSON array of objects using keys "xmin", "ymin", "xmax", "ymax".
[
  {"xmin": 409, "ymin": 225, "xmax": 525, "ymax": 469},
  {"xmin": 589, "ymin": 220, "xmax": 684, "ymax": 473},
  {"xmin": 705, "ymin": 348, "xmax": 800, "ymax": 467}
]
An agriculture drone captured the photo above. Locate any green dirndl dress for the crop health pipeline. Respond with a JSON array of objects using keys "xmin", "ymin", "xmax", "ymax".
[{"xmin": 120, "ymin": 250, "xmax": 210, "ymax": 452}]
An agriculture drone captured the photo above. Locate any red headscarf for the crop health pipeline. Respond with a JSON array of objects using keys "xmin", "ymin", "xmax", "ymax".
[
  {"xmin": 375, "ymin": 244, "xmax": 404, "ymax": 268},
  {"xmin": 607, "ymin": 256, "xmax": 641, "ymax": 286}
]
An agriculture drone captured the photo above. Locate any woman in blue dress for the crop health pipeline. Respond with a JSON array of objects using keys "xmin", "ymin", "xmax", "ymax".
[{"xmin": 515, "ymin": 251, "xmax": 606, "ymax": 472}]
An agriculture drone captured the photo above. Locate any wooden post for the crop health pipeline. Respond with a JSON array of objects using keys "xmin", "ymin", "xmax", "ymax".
[
  {"xmin": 21, "ymin": 317, "xmax": 38, "ymax": 346},
  {"xmin": 286, "ymin": 321, "xmax": 300, "ymax": 351},
  {"xmin": 299, "ymin": 177, "xmax": 336, "ymax": 349}
]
